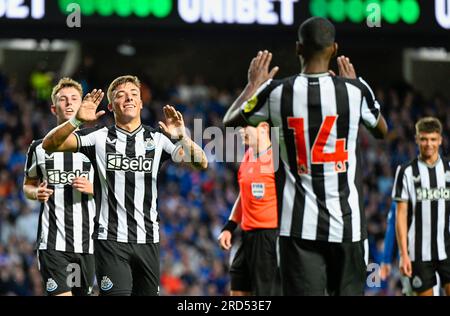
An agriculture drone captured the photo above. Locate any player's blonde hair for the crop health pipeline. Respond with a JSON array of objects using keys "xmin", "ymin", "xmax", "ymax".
[
  {"xmin": 107, "ymin": 75, "xmax": 141, "ymax": 103},
  {"xmin": 415, "ymin": 117, "xmax": 442, "ymax": 135},
  {"xmin": 51, "ymin": 77, "xmax": 83, "ymax": 105}
]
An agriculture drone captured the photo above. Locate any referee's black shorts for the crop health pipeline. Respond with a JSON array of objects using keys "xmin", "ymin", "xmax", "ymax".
[
  {"xmin": 94, "ymin": 240, "xmax": 159, "ymax": 296},
  {"xmin": 230, "ymin": 228, "xmax": 281, "ymax": 296},
  {"xmin": 38, "ymin": 249, "xmax": 95, "ymax": 296},
  {"xmin": 279, "ymin": 237, "xmax": 367, "ymax": 296}
]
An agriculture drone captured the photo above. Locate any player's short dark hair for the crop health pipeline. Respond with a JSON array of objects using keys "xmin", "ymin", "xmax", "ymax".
[
  {"xmin": 415, "ymin": 117, "xmax": 442, "ymax": 135},
  {"xmin": 298, "ymin": 17, "xmax": 335, "ymax": 52}
]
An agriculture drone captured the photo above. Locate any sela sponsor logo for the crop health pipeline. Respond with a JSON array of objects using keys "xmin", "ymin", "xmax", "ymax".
[
  {"xmin": 46, "ymin": 278, "xmax": 58, "ymax": 292},
  {"xmin": 416, "ymin": 187, "xmax": 450, "ymax": 201},
  {"xmin": 46, "ymin": 169, "xmax": 89, "ymax": 185},
  {"xmin": 100, "ymin": 276, "xmax": 113, "ymax": 291},
  {"xmin": 106, "ymin": 153, "xmax": 153, "ymax": 172}
]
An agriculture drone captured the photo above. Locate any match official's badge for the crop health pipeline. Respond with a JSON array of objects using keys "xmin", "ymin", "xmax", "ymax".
[
  {"xmin": 412, "ymin": 276, "xmax": 422, "ymax": 289},
  {"xmin": 144, "ymin": 138, "xmax": 155, "ymax": 151},
  {"xmin": 101, "ymin": 276, "xmax": 113, "ymax": 291},
  {"xmin": 251, "ymin": 183, "xmax": 265, "ymax": 199},
  {"xmin": 46, "ymin": 278, "xmax": 58, "ymax": 292}
]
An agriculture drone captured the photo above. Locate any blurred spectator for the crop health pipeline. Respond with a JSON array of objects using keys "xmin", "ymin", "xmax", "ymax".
[
  {"xmin": 30, "ymin": 61, "xmax": 53, "ymax": 102},
  {"xmin": 15, "ymin": 205, "xmax": 38, "ymax": 245}
]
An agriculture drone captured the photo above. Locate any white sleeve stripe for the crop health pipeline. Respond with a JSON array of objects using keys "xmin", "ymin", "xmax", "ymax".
[
  {"xmin": 358, "ymin": 77, "xmax": 376, "ymax": 100},
  {"xmin": 392, "ymin": 166, "xmax": 402, "ymax": 199},
  {"xmin": 75, "ymin": 133, "xmax": 81, "ymax": 152}
]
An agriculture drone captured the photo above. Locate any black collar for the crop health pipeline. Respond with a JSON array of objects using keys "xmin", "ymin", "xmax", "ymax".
[{"xmin": 115, "ymin": 124, "xmax": 143, "ymax": 137}]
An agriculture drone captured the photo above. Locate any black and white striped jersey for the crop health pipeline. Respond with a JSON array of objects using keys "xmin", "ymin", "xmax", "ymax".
[
  {"xmin": 392, "ymin": 157, "xmax": 450, "ymax": 262},
  {"xmin": 241, "ymin": 73, "xmax": 381, "ymax": 242},
  {"xmin": 74, "ymin": 125, "xmax": 179, "ymax": 244},
  {"xmin": 24, "ymin": 140, "xmax": 95, "ymax": 254}
]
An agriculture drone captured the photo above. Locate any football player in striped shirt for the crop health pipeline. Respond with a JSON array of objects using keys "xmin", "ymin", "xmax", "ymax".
[
  {"xmin": 23, "ymin": 78, "xmax": 96, "ymax": 296},
  {"xmin": 42, "ymin": 75, "xmax": 207, "ymax": 296},
  {"xmin": 218, "ymin": 122, "xmax": 281, "ymax": 296},
  {"xmin": 224, "ymin": 17, "xmax": 387, "ymax": 295},
  {"xmin": 381, "ymin": 202, "xmax": 441, "ymax": 295},
  {"xmin": 394, "ymin": 117, "xmax": 450, "ymax": 296}
]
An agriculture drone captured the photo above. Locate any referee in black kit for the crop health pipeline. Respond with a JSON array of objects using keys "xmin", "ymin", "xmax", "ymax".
[
  {"xmin": 42, "ymin": 75, "xmax": 208, "ymax": 296},
  {"xmin": 223, "ymin": 17, "xmax": 388, "ymax": 295}
]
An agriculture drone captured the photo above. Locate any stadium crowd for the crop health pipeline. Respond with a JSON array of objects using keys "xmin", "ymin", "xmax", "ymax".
[{"xmin": 0, "ymin": 64, "xmax": 448, "ymax": 295}]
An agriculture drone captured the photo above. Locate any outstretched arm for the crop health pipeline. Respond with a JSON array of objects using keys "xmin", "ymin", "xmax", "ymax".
[
  {"xmin": 223, "ymin": 50, "xmax": 279, "ymax": 128},
  {"xmin": 42, "ymin": 89, "xmax": 105, "ymax": 152}
]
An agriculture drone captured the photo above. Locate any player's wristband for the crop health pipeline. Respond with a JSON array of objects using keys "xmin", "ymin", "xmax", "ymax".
[
  {"xmin": 221, "ymin": 220, "xmax": 238, "ymax": 233},
  {"xmin": 68, "ymin": 116, "xmax": 83, "ymax": 128}
]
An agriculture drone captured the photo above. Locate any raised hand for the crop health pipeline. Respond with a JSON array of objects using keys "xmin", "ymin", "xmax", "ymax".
[
  {"xmin": 248, "ymin": 50, "xmax": 279, "ymax": 88},
  {"xmin": 337, "ymin": 55, "xmax": 357, "ymax": 79},
  {"xmin": 76, "ymin": 89, "xmax": 105, "ymax": 123},
  {"xmin": 159, "ymin": 105, "xmax": 186, "ymax": 140},
  {"xmin": 36, "ymin": 181, "xmax": 54, "ymax": 202},
  {"xmin": 72, "ymin": 177, "xmax": 93, "ymax": 195}
]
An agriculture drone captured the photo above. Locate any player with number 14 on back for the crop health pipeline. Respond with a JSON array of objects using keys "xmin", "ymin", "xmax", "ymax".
[{"xmin": 224, "ymin": 17, "xmax": 388, "ymax": 295}]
